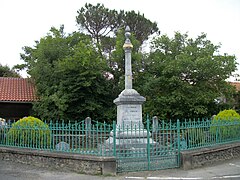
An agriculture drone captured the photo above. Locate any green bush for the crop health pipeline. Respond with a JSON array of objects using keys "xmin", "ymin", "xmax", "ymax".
[
  {"xmin": 7, "ymin": 116, "xmax": 51, "ymax": 148},
  {"xmin": 213, "ymin": 109, "xmax": 240, "ymax": 120},
  {"xmin": 210, "ymin": 109, "xmax": 240, "ymax": 140}
]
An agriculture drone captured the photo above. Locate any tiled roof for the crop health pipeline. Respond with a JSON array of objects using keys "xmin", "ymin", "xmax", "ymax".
[
  {"xmin": 229, "ymin": 82, "xmax": 240, "ymax": 92},
  {"xmin": 0, "ymin": 77, "xmax": 37, "ymax": 102}
]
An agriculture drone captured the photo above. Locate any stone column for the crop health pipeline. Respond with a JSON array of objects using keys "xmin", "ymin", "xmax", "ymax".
[
  {"xmin": 113, "ymin": 26, "xmax": 146, "ymax": 127},
  {"xmin": 85, "ymin": 117, "xmax": 91, "ymax": 136},
  {"xmin": 152, "ymin": 116, "xmax": 159, "ymax": 133},
  {"xmin": 102, "ymin": 27, "xmax": 154, "ymax": 154},
  {"xmin": 123, "ymin": 26, "xmax": 133, "ymax": 90}
]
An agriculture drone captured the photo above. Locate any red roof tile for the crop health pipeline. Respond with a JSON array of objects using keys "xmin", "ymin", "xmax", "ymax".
[
  {"xmin": 229, "ymin": 82, "xmax": 240, "ymax": 92},
  {"xmin": 0, "ymin": 77, "xmax": 37, "ymax": 102}
]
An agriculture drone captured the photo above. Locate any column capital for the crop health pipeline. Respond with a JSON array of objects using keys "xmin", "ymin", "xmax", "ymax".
[{"xmin": 123, "ymin": 26, "xmax": 133, "ymax": 49}]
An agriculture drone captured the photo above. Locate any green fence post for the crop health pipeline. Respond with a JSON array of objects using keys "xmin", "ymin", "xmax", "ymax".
[
  {"xmin": 147, "ymin": 115, "xmax": 150, "ymax": 170},
  {"xmin": 113, "ymin": 121, "xmax": 116, "ymax": 157},
  {"xmin": 216, "ymin": 121, "xmax": 219, "ymax": 143},
  {"xmin": 177, "ymin": 119, "xmax": 180, "ymax": 166}
]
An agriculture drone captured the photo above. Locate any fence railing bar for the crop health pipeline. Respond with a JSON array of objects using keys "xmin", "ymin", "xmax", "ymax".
[{"xmin": 0, "ymin": 118, "xmax": 240, "ymax": 156}]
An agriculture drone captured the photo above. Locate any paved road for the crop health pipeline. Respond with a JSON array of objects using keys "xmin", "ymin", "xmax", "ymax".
[{"xmin": 0, "ymin": 158, "xmax": 240, "ymax": 180}]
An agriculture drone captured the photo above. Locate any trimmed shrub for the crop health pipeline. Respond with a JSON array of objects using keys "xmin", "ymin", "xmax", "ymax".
[
  {"xmin": 213, "ymin": 109, "xmax": 240, "ymax": 120},
  {"xmin": 210, "ymin": 109, "xmax": 240, "ymax": 140},
  {"xmin": 7, "ymin": 116, "xmax": 51, "ymax": 148}
]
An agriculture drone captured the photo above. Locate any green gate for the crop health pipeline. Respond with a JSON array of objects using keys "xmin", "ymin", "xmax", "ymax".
[{"xmin": 115, "ymin": 119, "xmax": 180, "ymax": 173}]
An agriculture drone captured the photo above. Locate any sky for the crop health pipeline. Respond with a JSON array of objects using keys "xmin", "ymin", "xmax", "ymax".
[{"xmin": 0, "ymin": 0, "xmax": 240, "ymax": 78}]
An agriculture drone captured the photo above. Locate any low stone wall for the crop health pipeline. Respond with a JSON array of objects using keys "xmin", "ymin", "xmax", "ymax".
[
  {"xmin": 0, "ymin": 147, "xmax": 116, "ymax": 175},
  {"xmin": 181, "ymin": 142, "xmax": 240, "ymax": 170},
  {"xmin": 1, "ymin": 142, "xmax": 240, "ymax": 174}
]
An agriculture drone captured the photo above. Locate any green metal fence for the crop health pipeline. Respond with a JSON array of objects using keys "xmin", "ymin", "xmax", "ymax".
[
  {"xmin": 114, "ymin": 119, "xmax": 180, "ymax": 172},
  {"xmin": 0, "ymin": 117, "xmax": 240, "ymax": 172},
  {"xmin": 0, "ymin": 120, "xmax": 113, "ymax": 156},
  {"xmin": 179, "ymin": 119, "xmax": 240, "ymax": 150}
]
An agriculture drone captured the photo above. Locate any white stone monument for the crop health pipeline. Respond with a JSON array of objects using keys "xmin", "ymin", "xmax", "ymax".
[
  {"xmin": 103, "ymin": 27, "xmax": 153, "ymax": 154},
  {"xmin": 114, "ymin": 26, "xmax": 146, "ymax": 128}
]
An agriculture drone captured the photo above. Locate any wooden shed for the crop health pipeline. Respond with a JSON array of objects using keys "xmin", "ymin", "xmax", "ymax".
[{"xmin": 0, "ymin": 77, "xmax": 37, "ymax": 120}]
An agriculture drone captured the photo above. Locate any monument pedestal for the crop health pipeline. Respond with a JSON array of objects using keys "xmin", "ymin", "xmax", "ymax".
[
  {"xmin": 114, "ymin": 89, "xmax": 145, "ymax": 127},
  {"xmin": 103, "ymin": 89, "xmax": 155, "ymax": 156}
]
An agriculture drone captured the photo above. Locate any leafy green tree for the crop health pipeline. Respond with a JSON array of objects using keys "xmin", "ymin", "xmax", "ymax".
[
  {"xmin": 76, "ymin": 3, "xmax": 121, "ymax": 42},
  {"xmin": 0, "ymin": 64, "xmax": 20, "ymax": 77},
  {"xmin": 136, "ymin": 32, "xmax": 237, "ymax": 120},
  {"xmin": 18, "ymin": 26, "xmax": 115, "ymax": 122},
  {"xmin": 123, "ymin": 10, "xmax": 159, "ymax": 45},
  {"xmin": 76, "ymin": 3, "xmax": 121, "ymax": 56},
  {"xmin": 76, "ymin": 3, "xmax": 159, "ymax": 57}
]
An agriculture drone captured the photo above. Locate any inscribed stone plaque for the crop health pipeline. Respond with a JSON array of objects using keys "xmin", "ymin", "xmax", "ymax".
[{"xmin": 117, "ymin": 104, "xmax": 142, "ymax": 126}]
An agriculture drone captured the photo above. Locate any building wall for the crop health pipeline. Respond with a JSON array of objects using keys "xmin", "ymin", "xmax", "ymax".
[{"xmin": 0, "ymin": 102, "xmax": 33, "ymax": 119}]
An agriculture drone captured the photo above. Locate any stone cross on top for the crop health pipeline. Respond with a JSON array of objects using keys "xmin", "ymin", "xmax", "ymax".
[{"xmin": 123, "ymin": 26, "xmax": 133, "ymax": 90}]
